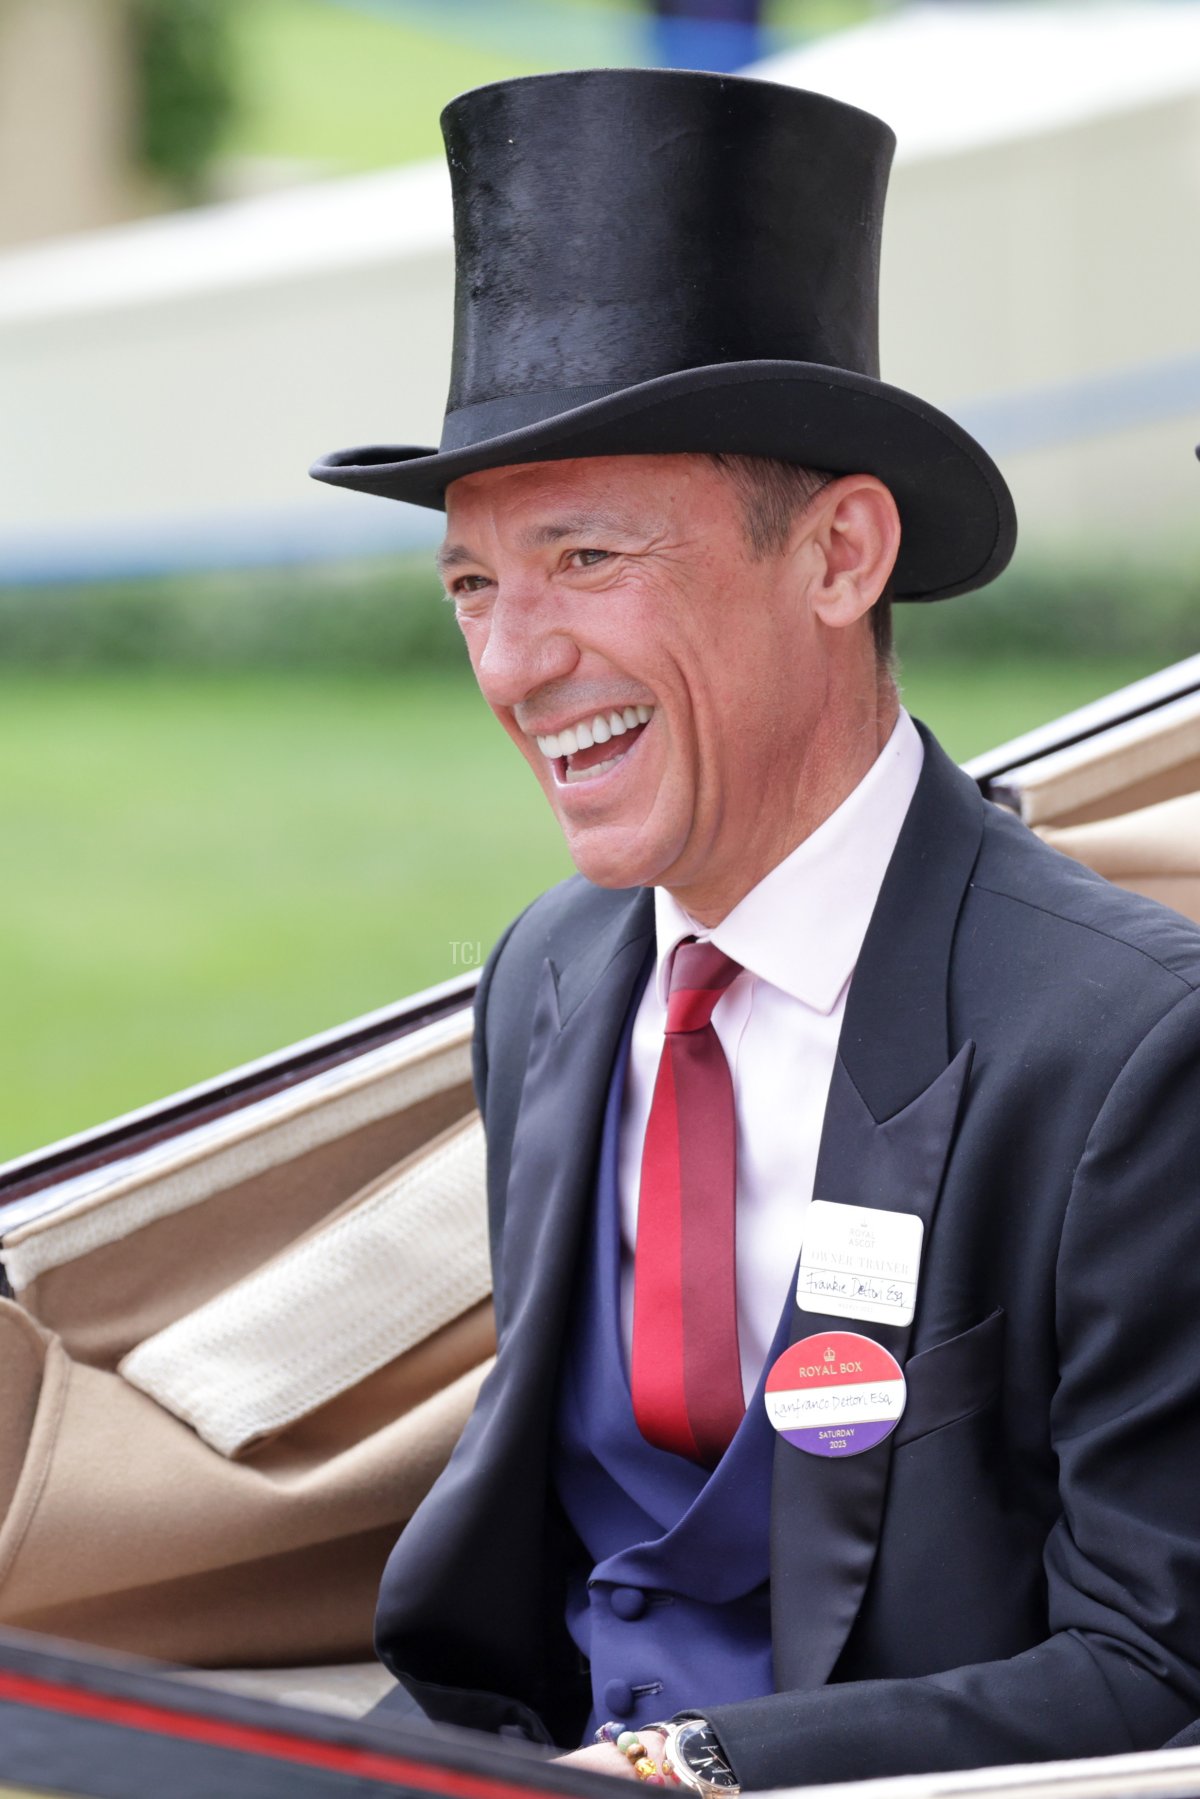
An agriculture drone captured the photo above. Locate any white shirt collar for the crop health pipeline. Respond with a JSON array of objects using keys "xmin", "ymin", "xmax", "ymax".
[{"xmin": 653, "ymin": 709, "xmax": 925, "ymax": 1015}]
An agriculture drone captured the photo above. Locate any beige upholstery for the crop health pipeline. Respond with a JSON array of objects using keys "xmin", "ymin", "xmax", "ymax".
[
  {"xmin": 0, "ymin": 1008, "xmax": 492, "ymax": 1669},
  {"xmin": 1039, "ymin": 790, "xmax": 1200, "ymax": 926},
  {"xmin": 3, "ymin": 1013, "xmax": 477, "ymax": 1368},
  {"xmin": 119, "ymin": 1115, "xmax": 489, "ymax": 1457},
  {"xmin": 1002, "ymin": 689, "xmax": 1200, "ymax": 829}
]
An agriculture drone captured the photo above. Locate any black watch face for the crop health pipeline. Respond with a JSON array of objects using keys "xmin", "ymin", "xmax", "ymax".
[{"xmin": 675, "ymin": 1720, "xmax": 739, "ymax": 1790}]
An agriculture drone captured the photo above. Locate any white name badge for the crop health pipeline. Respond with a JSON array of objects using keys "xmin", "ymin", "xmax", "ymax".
[{"xmin": 796, "ymin": 1200, "xmax": 924, "ymax": 1328}]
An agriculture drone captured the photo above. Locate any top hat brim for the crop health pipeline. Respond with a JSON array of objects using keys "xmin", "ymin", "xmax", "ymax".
[{"xmin": 309, "ymin": 360, "xmax": 1016, "ymax": 602}]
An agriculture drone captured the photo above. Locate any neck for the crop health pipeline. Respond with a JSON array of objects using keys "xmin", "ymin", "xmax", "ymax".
[{"xmin": 668, "ymin": 675, "xmax": 900, "ymax": 929}]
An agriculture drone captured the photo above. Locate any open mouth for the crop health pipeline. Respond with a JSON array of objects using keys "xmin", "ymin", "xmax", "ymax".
[{"xmin": 535, "ymin": 705, "xmax": 654, "ymax": 786}]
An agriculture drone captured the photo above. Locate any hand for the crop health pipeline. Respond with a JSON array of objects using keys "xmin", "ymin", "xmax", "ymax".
[{"xmin": 557, "ymin": 1729, "xmax": 669, "ymax": 1781}]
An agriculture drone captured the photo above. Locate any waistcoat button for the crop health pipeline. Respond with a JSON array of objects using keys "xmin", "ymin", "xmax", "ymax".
[
  {"xmin": 611, "ymin": 1586, "xmax": 648, "ymax": 1621},
  {"xmin": 603, "ymin": 1677, "xmax": 635, "ymax": 1716}
]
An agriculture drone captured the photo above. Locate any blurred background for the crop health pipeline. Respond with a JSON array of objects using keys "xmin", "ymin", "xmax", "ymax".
[{"xmin": 1, "ymin": 0, "xmax": 1198, "ymax": 1158}]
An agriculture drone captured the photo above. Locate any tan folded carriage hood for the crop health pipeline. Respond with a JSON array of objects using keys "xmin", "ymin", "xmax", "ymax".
[{"xmin": 0, "ymin": 1007, "xmax": 492, "ymax": 1669}]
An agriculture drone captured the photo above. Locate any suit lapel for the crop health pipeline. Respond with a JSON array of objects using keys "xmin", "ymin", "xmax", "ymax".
[
  {"xmin": 499, "ymin": 889, "xmax": 655, "ymax": 1405},
  {"xmin": 771, "ymin": 726, "xmax": 985, "ymax": 1691}
]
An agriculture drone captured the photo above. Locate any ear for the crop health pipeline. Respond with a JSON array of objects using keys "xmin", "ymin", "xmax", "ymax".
[{"xmin": 802, "ymin": 476, "xmax": 901, "ymax": 630}]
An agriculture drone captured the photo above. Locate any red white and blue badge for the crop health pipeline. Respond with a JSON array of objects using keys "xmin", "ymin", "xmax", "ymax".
[{"xmin": 765, "ymin": 1329, "xmax": 906, "ymax": 1458}]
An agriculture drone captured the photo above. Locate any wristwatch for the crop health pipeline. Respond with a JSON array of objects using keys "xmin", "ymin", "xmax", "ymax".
[{"xmin": 663, "ymin": 1719, "xmax": 741, "ymax": 1796}]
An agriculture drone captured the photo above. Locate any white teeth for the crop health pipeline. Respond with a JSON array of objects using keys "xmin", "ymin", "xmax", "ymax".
[
  {"xmin": 535, "ymin": 704, "xmax": 655, "ymax": 762},
  {"xmin": 565, "ymin": 752, "xmax": 623, "ymax": 783}
]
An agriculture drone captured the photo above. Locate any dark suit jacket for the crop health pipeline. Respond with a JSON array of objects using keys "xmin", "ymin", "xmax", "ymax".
[{"xmin": 376, "ymin": 725, "xmax": 1200, "ymax": 1788}]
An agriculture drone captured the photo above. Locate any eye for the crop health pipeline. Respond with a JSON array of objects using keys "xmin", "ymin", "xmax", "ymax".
[
  {"xmin": 567, "ymin": 548, "xmax": 613, "ymax": 569},
  {"xmin": 450, "ymin": 573, "xmax": 492, "ymax": 596}
]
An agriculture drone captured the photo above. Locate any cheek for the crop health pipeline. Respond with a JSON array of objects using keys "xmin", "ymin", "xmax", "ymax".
[
  {"xmin": 460, "ymin": 619, "xmax": 525, "ymax": 748},
  {"xmin": 457, "ymin": 620, "xmax": 533, "ymax": 758},
  {"xmin": 673, "ymin": 670, "xmax": 785, "ymax": 805},
  {"xmin": 457, "ymin": 614, "xmax": 488, "ymax": 680},
  {"xmin": 499, "ymin": 711, "xmax": 546, "ymax": 779}
]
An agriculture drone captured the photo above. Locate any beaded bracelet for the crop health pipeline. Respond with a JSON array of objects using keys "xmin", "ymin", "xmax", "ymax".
[{"xmin": 593, "ymin": 1721, "xmax": 679, "ymax": 1785}]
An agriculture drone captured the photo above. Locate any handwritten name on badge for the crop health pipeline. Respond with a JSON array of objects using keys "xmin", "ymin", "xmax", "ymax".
[
  {"xmin": 765, "ymin": 1330, "xmax": 907, "ymax": 1457},
  {"xmin": 796, "ymin": 1200, "xmax": 924, "ymax": 1328}
]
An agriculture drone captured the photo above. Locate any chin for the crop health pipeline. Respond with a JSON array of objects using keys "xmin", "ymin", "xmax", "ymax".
[{"xmin": 561, "ymin": 830, "xmax": 668, "ymax": 894}]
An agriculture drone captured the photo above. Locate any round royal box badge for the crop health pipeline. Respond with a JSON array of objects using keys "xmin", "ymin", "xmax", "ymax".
[{"xmin": 765, "ymin": 1329, "xmax": 907, "ymax": 1457}]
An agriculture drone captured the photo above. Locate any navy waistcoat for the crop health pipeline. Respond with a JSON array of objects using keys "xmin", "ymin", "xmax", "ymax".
[{"xmin": 554, "ymin": 982, "xmax": 790, "ymax": 1740}]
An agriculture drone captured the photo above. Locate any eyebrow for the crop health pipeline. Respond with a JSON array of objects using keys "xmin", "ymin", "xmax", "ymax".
[
  {"xmin": 436, "ymin": 508, "xmax": 648, "ymax": 575},
  {"xmin": 435, "ymin": 541, "xmax": 480, "ymax": 575}
]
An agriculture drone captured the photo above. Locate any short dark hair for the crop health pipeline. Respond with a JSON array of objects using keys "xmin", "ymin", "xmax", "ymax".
[{"xmin": 708, "ymin": 452, "xmax": 894, "ymax": 666}]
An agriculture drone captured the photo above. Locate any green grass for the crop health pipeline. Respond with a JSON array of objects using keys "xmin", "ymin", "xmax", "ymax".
[
  {"xmin": 219, "ymin": 0, "xmax": 876, "ymax": 176},
  {"xmin": 225, "ymin": 1, "xmax": 539, "ymax": 172},
  {"xmin": 0, "ymin": 657, "xmax": 1156, "ymax": 1162},
  {"xmin": 0, "ymin": 671, "xmax": 570, "ymax": 1159},
  {"xmin": 896, "ymin": 656, "xmax": 1160, "ymax": 765},
  {"xmin": 223, "ymin": 0, "xmax": 665, "ymax": 174}
]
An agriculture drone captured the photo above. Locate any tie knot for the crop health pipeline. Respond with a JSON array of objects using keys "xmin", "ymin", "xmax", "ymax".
[{"xmin": 665, "ymin": 938, "xmax": 743, "ymax": 1033}]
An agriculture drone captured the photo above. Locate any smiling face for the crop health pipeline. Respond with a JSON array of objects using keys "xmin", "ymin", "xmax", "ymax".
[{"xmin": 440, "ymin": 454, "xmax": 897, "ymax": 922}]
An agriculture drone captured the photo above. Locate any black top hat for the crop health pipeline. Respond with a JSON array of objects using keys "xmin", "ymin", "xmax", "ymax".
[{"xmin": 311, "ymin": 68, "xmax": 1016, "ymax": 602}]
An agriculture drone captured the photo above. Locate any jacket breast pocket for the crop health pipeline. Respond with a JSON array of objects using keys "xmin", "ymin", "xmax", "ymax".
[{"xmin": 895, "ymin": 1308, "xmax": 1005, "ymax": 1447}]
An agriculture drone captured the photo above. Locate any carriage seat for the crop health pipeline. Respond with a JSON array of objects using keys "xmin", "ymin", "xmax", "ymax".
[{"xmin": 1038, "ymin": 789, "xmax": 1200, "ymax": 927}]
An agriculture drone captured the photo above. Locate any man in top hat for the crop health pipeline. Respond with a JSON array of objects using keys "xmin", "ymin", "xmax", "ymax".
[{"xmin": 311, "ymin": 69, "xmax": 1200, "ymax": 1792}]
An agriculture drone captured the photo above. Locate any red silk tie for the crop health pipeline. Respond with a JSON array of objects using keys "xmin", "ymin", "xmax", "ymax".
[{"xmin": 631, "ymin": 938, "xmax": 745, "ymax": 1466}]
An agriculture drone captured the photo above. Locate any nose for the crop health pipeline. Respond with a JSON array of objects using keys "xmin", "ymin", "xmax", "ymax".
[{"xmin": 474, "ymin": 582, "xmax": 579, "ymax": 711}]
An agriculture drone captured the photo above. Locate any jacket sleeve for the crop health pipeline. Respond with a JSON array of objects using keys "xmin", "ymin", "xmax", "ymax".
[{"xmin": 705, "ymin": 983, "xmax": 1200, "ymax": 1789}]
